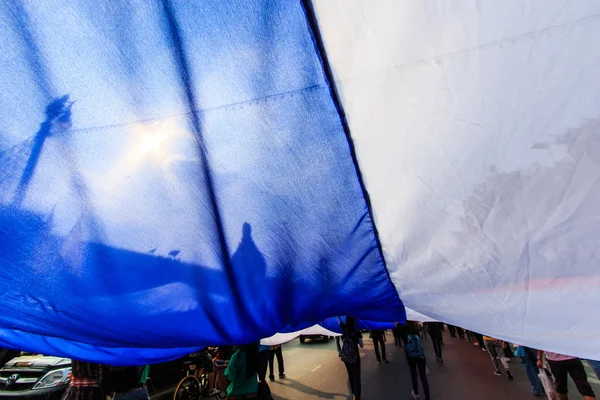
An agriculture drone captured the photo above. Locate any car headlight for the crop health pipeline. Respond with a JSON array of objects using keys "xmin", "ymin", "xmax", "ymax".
[{"xmin": 32, "ymin": 368, "xmax": 71, "ymax": 390}]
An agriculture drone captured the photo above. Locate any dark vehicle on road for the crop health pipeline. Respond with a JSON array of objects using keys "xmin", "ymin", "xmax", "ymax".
[
  {"xmin": 0, "ymin": 354, "xmax": 71, "ymax": 400},
  {"xmin": 299, "ymin": 334, "xmax": 332, "ymax": 344}
]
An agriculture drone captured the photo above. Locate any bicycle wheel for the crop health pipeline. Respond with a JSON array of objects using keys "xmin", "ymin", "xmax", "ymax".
[{"xmin": 173, "ymin": 376, "xmax": 201, "ymax": 400}]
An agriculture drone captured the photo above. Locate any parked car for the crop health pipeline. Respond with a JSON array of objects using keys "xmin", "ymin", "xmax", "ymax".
[
  {"xmin": 0, "ymin": 354, "xmax": 71, "ymax": 400},
  {"xmin": 299, "ymin": 334, "xmax": 332, "ymax": 344},
  {"xmin": 0, "ymin": 352, "xmax": 187, "ymax": 400}
]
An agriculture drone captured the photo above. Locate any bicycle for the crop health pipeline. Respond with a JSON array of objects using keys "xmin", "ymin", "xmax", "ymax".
[{"xmin": 173, "ymin": 349, "xmax": 225, "ymax": 400}]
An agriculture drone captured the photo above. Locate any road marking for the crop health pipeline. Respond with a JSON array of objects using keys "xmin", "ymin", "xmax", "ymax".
[{"xmin": 311, "ymin": 365, "xmax": 322, "ymax": 372}]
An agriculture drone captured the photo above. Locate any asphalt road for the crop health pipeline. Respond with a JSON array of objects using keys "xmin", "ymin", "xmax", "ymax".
[{"xmin": 267, "ymin": 331, "xmax": 600, "ymax": 400}]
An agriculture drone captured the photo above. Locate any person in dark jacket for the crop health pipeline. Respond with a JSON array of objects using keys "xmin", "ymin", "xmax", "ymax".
[
  {"xmin": 268, "ymin": 344, "xmax": 285, "ymax": 381},
  {"xmin": 370, "ymin": 330, "xmax": 388, "ymax": 364},
  {"xmin": 400, "ymin": 322, "xmax": 430, "ymax": 400},
  {"xmin": 108, "ymin": 366, "xmax": 150, "ymax": 400},
  {"xmin": 392, "ymin": 324, "xmax": 403, "ymax": 347},
  {"xmin": 339, "ymin": 317, "xmax": 364, "ymax": 400},
  {"xmin": 446, "ymin": 324, "xmax": 457, "ymax": 338},
  {"xmin": 425, "ymin": 322, "xmax": 444, "ymax": 362}
]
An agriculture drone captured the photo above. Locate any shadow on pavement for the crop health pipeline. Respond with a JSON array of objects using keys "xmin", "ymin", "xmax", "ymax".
[{"xmin": 273, "ymin": 378, "xmax": 349, "ymax": 399}]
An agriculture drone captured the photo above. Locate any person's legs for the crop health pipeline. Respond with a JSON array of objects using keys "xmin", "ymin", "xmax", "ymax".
[
  {"xmin": 275, "ymin": 346, "xmax": 285, "ymax": 377},
  {"xmin": 373, "ymin": 337, "xmax": 382, "ymax": 363},
  {"xmin": 344, "ymin": 362, "xmax": 355, "ymax": 396},
  {"xmin": 475, "ymin": 333, "xmax": 486, "ymax": 350},
  {"xmin": 495, "ymin": 342, "xmax": 510, "ymax": 372},
  {"xmin": 207, "ymin": 371, "xmax": 216, "ymax": 395},
  {"xmin": 258, "ymin": 350, "xmax": 269, "ymax": 382},
  {"xmin": 353, "ymin": 359, "xmax": 362, "ymax": 400},
  {"xmin": 336, "ymin": 336, "xmax": 342, "ymax": 355},
  {"xmin": 394, "ymin": 331, "xmax": 402, "ymax": 347},
  {"xmin": 565, "ymin": 358, "xmax": 596, "ymax": 399},
  {"xmin": 485, "ymin": 340, "xmax": 501, "ymax": 372},
  {"xmin": 268, "ymin": 350, "xmax": 275, "ymax": 380},
  {"xmin": 548, "ymin": 359, "xmax": 570, "ymax": 400},
  {"xmin": 416, "ymin": 358, "xmax": 430, "ymax": 400},
  {"xmin": 430, "ymin": 337, "xmax": 437, "ymax": 358},
  {"xmin": 380, "ymin": 337, "xmax": 387, "ymax": 362},
  {"xmin": 521, "ymin": 348, "xmax": 543, "ymax": 395},
  {"xmin": 407, "ymin": 357, "xmax": 419, "ymax": 396},
  {"xmin": 431, "ymin": 337, "xmax": 442, "ymax": 360}
]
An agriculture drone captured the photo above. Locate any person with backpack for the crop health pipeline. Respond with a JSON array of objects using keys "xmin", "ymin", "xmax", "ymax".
[
  {"xmin": 400, "ymin": 321, "xmax": 430, "ymax": 400},
  {"xmin": 339, "ymin": 316, "xmax": 364, "ymax": 400}
]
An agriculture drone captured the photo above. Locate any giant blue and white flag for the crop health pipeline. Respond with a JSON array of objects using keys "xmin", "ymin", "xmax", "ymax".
[{"xmin": 1, "ymin": 0, "xmax": 599, "ymax": 363}]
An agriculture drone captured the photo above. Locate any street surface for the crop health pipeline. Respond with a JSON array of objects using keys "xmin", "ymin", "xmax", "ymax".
[{"xmin": 268, "ymin": 331, "xmax": 600, "ymax": 400}]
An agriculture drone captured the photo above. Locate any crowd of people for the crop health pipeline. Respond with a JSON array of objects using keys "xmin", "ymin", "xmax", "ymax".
[
  {"xmin": 337, "ymin": 318, "xmax": 599, "ymax": 400},
  {"xmin": 60, "ymin": 343, "xmax": 281, "ymax": 400},
  {"xmin": 47, "ymin": 319, "xmax": 598, "ymax": 400}
]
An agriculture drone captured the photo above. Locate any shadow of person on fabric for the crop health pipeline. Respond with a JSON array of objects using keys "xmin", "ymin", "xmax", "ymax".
[
  {"xmin": 0, "ymin": 97, "xmax": 275, "ymax": 350},
  {"xmin": 0, "ymin": 205, "xmax": 277, "ymax": 349}
]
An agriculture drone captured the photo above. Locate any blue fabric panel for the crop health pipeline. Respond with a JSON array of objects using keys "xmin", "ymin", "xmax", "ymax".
[{"xmin": 0, "ymin": 0, "xmax": 404, "ymax": 364}]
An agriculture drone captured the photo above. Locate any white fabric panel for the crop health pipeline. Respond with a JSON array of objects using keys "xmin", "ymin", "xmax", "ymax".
[
  {"xmin": 260, "ymin": 325, "xmax": 339, "ymax": 346},
  {"xmin": 314, "ymin": 0, "xmax": 600, "ymax": 359},
  {"xmin": 405, "ymin": 308, "xmax": 437, "ymax": 323}
]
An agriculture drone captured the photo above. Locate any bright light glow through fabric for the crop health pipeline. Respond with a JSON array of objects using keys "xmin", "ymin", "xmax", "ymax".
[{"xmin": 0, "ymin": 1, "xmax": 404, "ymax": 364}]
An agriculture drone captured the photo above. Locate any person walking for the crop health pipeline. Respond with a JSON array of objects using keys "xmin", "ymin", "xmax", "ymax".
[
  {"xmin": 370, "ymin": 329, "xmax": 388, "ymax": 364},
  {"xmin": 339, "ymin": 316, "xmax": 364, "ymax": 400},
  {"xmin": 419, "ymin": 323, "xmax": 427, "ymax": 340},
  {"xmin": 392, "ymin": 324, "xmax": 403, "ymax": 347},
  {"xmin": 106, "ymin": 365, "xmax": 151, "ymax": 400},
  {"xmin": 268, "ymin": 344, "xmax": 285, "ymax": 381},
  {"xmin": 336, "ymin": 336, "xmax": 342, "ymax": 356},
  {"xmin": 425, "ymin": 322, "xmax": 443, "ymax": 363},
  {"xmin": 447, "ymin": 325, "xmax": 456, "ymax": 338},
  {"xmin": 483, "ymin": 335, "xmax": 513, "ymax": 380},
  {"xmin": 217, "ymin": 344, "xmax": 259, "ymax": 399},
  {"xmin": 401, "ymin": 322, "xmax": 430, "ymax": 400},
  {"xmin": 514, "ymin": 345, "xmax": 543, "ymax": 397},
  {"xmin": 537, "ymin": 351, "xmax": 596, "ymax": 400},
  {"xmin": 62, "ymin": 361, "xmax": 106, "ymax": 400},
  {"xmin": 456, "ymin": 327, "xmax": 466, "ymax": 340},
  {"xmin": 474, "ymin": 332, "xmax": 487, "ymax": 351},
  {"xmin": 258, "ymin": 344, "xmax": 270, "ymax": 383}
]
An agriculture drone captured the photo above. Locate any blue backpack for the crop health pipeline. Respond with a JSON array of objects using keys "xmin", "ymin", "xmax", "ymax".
[{"xmin": 405, "ymin": 334, "xmax": 425, "ymax": 358}]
